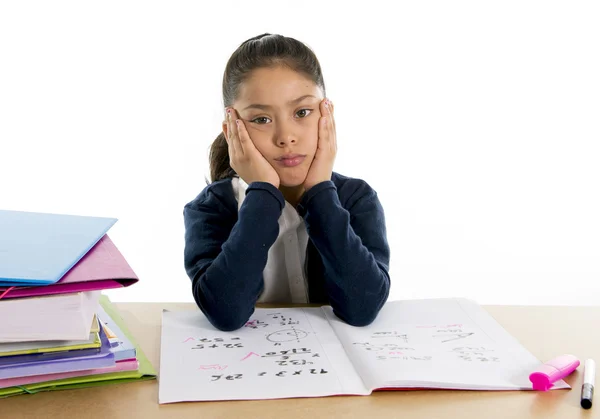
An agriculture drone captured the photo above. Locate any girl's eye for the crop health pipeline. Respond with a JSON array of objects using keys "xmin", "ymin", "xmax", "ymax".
[
  {"xmin": 296, "ymin": 109, "xmax": 312, "ymax": 118},
  {"xmin": 251, "ymin": 116, "xmax": 271, "ymax": 124}
]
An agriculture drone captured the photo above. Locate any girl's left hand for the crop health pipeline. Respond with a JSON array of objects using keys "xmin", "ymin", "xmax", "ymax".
[{"xmin": 303, "ymin": 98, "xmax": 337, "ymax": 191}]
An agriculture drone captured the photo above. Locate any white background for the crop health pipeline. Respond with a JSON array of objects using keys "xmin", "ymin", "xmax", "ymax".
[{"xmin": 1, "ymin": 1, "xmax": 598, "ymax": 305}]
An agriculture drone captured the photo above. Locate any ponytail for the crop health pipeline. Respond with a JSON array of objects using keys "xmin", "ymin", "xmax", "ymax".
[{"xmin": 208, "ymin": 132, "xmax": 236, "ymax": 183}]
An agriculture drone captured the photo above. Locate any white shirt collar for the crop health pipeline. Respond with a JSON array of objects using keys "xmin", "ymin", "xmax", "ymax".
[{"xmin": 230, "ymin": 177, "xmax": 309, "ymax": 303}]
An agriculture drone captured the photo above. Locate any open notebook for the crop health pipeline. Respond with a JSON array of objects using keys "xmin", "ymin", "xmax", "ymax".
[{"xmin": 159, "ymin": 298, "xmax": 568, "ymax": 404}]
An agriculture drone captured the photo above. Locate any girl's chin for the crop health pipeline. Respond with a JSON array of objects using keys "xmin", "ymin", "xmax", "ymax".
[
  {"xmin": 279, "ymin": 179, "xmax": 306, "ymax": 188},
  {"xmin": 277, "ymin": 171, "xmax": 309, "ymax": 188}
]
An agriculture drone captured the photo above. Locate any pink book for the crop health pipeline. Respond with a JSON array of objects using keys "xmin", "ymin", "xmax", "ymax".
[
  {"xmin": 0, "ymin": 235, "xmax": 138, "ymax": 300},
  {"xmin": 0, "ymin": 359, "xmax": 139, "ymax": 388}
]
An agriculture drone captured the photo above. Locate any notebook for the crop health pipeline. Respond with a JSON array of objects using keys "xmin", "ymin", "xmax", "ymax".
[
  {"xmin": 0, "ymin": 291, "xmax": 100, "ymax": 342},
  {"xmin": 0, "ymin": 209, "xmax": 117, "ymax": 286},
  {"xmin": 0, "ymin": 316, "xmax": 101, "ymax": 357},
  {"xmin": 0, "ymin": 323, "xmax": 114, "ymax": 380},
  {"xmin": 0, "ymin": 235, "xmax": 138, "ymax": 300},
  {"xmin": 158, "ymin": 298, "xmax": 568, "ymax": 404},
  {"xmin": 0, "ymin": 359, "xmax": 139, "ymax": 389}
]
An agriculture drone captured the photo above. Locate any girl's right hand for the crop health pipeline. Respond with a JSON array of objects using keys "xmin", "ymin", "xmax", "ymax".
[{"xmin": 225, "ymin": 108, "xmax": 280, "ymax": 188}]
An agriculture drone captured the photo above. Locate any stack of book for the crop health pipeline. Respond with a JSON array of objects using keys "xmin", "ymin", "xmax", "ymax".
[{"xmin": 0, "ymin": 210, "xmax": 156, "ymax": 398}]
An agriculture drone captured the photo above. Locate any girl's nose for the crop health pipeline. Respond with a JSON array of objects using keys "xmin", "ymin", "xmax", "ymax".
[{"xmin": 278, "ymin": 136, "xmax": 297, "ymax": 146}]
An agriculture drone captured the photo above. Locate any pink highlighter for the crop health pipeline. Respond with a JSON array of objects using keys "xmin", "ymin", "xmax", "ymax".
[{"xmin": 529, "ymin": 354, "xmax": 580, "ymax": 391}]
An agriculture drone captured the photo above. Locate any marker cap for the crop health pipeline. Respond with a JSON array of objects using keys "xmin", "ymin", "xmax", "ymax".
[{"xmin": 529, "ymin": 354, "xmax": 580, "ymax": 391}]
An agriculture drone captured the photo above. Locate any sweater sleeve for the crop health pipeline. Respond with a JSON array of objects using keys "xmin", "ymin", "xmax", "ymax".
[
  {"xmin": 183, "ymin": 181, "xmax": 284, "ymax": 331},
  {"xmin": 297, "ymin": 180, "xmax": 391, "ymax": 326}
]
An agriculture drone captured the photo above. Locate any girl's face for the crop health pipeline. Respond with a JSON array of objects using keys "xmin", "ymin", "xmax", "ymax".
[{"xmin": 231, "ymin": 66, "xmax": 324, "ymax": 187}]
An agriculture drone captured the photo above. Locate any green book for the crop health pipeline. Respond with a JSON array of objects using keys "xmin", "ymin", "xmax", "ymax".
[{"xmin": 0, "ymin": 295, "xmax": 157, "ymax": 397}]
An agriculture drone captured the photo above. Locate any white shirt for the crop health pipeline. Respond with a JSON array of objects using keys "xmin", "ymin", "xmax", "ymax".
[{"xmin": 231, "ymin": 177, "xmax": 310, "ymax": 303}]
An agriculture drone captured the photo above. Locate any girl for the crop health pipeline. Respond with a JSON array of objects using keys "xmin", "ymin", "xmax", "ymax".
[{"xmin": 184, "ymin": 33, "xmax": 390, "ymax": 331}]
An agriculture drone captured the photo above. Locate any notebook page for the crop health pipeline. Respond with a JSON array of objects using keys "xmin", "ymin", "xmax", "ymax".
[
  {"xmin": 159, "ymin": 307, "xmax": 368, "ymax": 404},
  {"xmin": 323, "ymin": 298, "xmax": 569, "ymax": 391}
]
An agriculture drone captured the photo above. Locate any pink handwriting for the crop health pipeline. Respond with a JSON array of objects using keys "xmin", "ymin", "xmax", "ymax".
[
  {"xmin": 241, "ymin": 352, "xmax": 260, "ymax": 361},
  {"xmin": 198, "ymin": 364, "xmax": 228, "ymax": 370}
]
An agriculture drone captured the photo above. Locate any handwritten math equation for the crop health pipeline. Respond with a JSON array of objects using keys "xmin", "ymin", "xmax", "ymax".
[
  {"xmin": 210, "ymin": 369, "xmax": 329, "ymax": 382},
  {"xmin": 244, "ymin": 312, "xmax": 300, "ymax": 329},
  {"xmin": 362, "ymin": 324, "xmax": 477, "ymax": 346},
  {"xmin": 416, "ymin": 324, "xmax": 476, "ymax": 343},
  {"xmin": 183, "ymin": 336, "xmax": 244, "ymax": 350},
  {"xmin": 200, "ymin": 345, "xmax": 329, "ymax": 383},
  {"xmin": 243, "ymin": 313, "xmax": 309, "ymax": 347},
  {"xmin": 451, "ymin": 346, "xmax": 500, "ymax": 362},
  {"xmin": 263, "ymin": 347, "xmax": 320, "ymax": 366},
  {"xmin": 351, "ymin": 324, "xmax": 499, "ymax": 363},
  {"xmin": 178, "ymin": 309, "xmax": 341, "ymax": 384}
]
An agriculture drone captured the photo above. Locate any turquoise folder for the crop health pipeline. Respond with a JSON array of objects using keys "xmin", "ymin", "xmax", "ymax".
[{"xmin": 0, "ymin": 210, "xmax": 117, "ymax": 286}]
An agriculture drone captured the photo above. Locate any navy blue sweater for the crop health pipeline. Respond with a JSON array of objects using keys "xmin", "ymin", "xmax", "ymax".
[{"xmin": 183, "ymin": 172, "xmax": 390, "ymax": 331}]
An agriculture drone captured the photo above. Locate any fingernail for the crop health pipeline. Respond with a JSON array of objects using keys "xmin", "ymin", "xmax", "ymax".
[
  {"xmin": 325, "ymin": 100, "xmax": 329, "ymax": 108},
  {"xmin": 226, "ymin": 109, "xmax": 231, "ymax": 119},
  {"xmin": 235, "ymin": 119, "xmax": 240, "ymax": 126}
]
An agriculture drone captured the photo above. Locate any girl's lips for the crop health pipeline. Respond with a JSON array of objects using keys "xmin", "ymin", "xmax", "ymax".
[{"xmin": 276, "ymin": 155, "xmax": 306, "ymax": 167}]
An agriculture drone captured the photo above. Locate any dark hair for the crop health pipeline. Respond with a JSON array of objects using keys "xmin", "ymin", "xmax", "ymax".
[{"xmin": 208, "ymin": 33, "xmax": 326, "ymax": 183}]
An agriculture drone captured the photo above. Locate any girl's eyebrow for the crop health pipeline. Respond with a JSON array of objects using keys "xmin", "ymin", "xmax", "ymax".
[{"xmin": 242, "ymin": 95, "xmax": 317, "ymax": 111}]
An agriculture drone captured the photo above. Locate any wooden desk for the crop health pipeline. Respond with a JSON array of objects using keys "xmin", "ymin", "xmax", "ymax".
[{"xmin": 2, "ymin": 303, "xmax": 599, "ymax": 418}]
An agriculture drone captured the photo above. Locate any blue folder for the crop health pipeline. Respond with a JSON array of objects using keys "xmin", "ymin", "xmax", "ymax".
[{"xmin": 0, "ymin": 210, "xmax": 117, "ymax": 286}]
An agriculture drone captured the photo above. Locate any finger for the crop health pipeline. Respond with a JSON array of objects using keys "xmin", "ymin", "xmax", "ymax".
[
  {"xmin": 318, "ymin": 102, "xmax": 329, "ymax": 149},
  {"xmin": 230, "ymin": 108, "xmax": 248, "ymax": 156},
  {"xmin": 226, "ymin": 108, "xmax": 242, "ymax": 156},
  {"xmin": 224, "ymin": 108, "xmax": 232, "ymax": 145},
  {"xmin": 326, "ymin": 98, "xmax": 336, "ymax": 133},
  {"xmin": 319, "ymin": 98, "xmax": 328, "ymax": 130},
  {"xmin": 235, "ymin": 116, "xmax": 257, "ymax": 155},
  {"xmin": 320, "ymin": 99, "xmax": 334, "ymax": 141},
  {"xmin": 320, "ymin": 97, "xmax": 328, "ymax": 118},
  {"xmin": 324, "ymin": 99, "xmax": 337, "ymax": 152},
  {"xmin": 319, "ymin": 98, "xmax": 335, "ymax": 126}
]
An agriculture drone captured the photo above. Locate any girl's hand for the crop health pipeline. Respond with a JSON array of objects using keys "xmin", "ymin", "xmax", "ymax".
[
  {"xmin": 225, "ymin": 108, "xmax": 280, "ymax": 188},
  {"xmin": 303, "ymin": 98, "xmax": 337, "ymax": 191}
]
